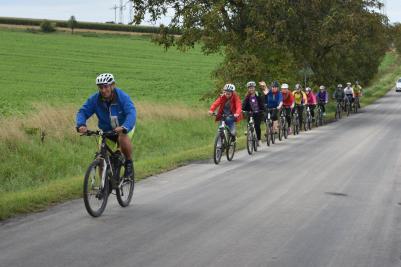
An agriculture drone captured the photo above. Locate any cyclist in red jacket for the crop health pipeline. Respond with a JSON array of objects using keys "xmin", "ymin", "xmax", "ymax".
[
  {"xmin": 209, "ymin": 84, "xmax": 243, "ymax": 142},
  {"xmin": 281, "ymin": 83, "xmax": 294, "ymax": 134}
]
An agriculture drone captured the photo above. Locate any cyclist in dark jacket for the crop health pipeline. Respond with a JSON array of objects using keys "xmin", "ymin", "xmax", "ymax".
[
  {"xmin": 242, "ymin": 81, "xmax": 265, "ymax": 145},
  {"xmin": 333, "ymin": 84, "xmax": 345, "ymax": 111}
]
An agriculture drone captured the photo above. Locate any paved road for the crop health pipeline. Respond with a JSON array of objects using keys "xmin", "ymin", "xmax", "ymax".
[{"xmin": 2, "ymin": 91, "xmax": 401, "ymax": 267}]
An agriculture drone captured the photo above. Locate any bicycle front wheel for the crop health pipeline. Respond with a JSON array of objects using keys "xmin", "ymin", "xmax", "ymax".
[
  {"xmin": 270, "ymin": 124, "xmax": 275, "ymax": 144},
  {"xmin": 265, "ymin": 123, "xmax": 271, "ymax": 146},
  {"xmin": 83, "ymin": 159, "xmax": 109, "ymax": 217},
  {"xmin": 213, "ymin": 134, "xmax": 224, "ymax": 164},
  {"xmin": 284, "ymin": 121, "xmax": 288, "ymax": 139},
  {"xmin": 116, "ymin": 162, "xmax": 135, "ymax": 207},
  {"xmin": 253, "ymin": 131, "xmax": 258, "ymax": 152},
  {"xmin": 246, "ymin": 128, "xmax": 253, "ymax": 155},
  {"xmin": 278, "ymin": 121, "xmax": 283, "ymax": 141},
  {"xmin": 226, "ymin": 136, "xmax": 236, "ymax": 161}
]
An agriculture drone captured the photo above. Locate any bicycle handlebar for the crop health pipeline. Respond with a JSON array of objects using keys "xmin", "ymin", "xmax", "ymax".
[{"xmin": 80, "ymin": 130, "xmax": 118, "ymax": 138}]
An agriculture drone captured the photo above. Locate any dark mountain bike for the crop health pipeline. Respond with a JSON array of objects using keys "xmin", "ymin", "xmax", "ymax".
[
  {"xmin": 315, "ymin": 103, "xmax": 325, "ymax": 127},
  {"xmin": 344, "ymin": 96, "xmax": 352, "ymax": 117},
  {"xmin": 304, "ymin": 105, "xmax": 312, "ymax": 131},
  {"xmin": 244, "ymin": 111, "xmax": 258, "ymax": 155},
  {"xmin": 265, "ymin": 108, "xmax": 276, "ymax": 146},
  {"xmin": 81, "ymin": 130, "xmax": 134, "ymax": 217},
  {"xmin": 353, "ymin": 96, "xmax": 360, "ymax": 113},
  {"xmin": 212, "ymin": 114, "xmax": 236, "ymax": 164},
  {"xmin": 335, "ymin": 100, "xmax": 342, "ymax": 120},
  {"xmin": 278, "ymin": 108, "xmax": 289, "ymax": 141},
  {"xmin": 292, "ymin": 106, "xmax": 300, "ymax": 135}
]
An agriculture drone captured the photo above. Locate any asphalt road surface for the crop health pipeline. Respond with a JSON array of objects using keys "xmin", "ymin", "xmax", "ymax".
[{"xmin": 2, "ymin": 91, "xmax": 401, "ymax": 267}]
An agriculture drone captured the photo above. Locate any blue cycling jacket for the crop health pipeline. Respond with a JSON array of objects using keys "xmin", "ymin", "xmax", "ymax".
[
  {"xmin": 76, "ymin": 88, "xmax": 136, "ymax": 132},
  {"xmin": 265, "ymin": 91, "xmax": 283, "ymax": 109}
]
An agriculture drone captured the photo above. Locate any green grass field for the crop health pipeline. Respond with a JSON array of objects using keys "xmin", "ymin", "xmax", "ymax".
[
  {"xmin": 0, "ymin": 29, "xmax": 221, "ymax": 115},
  {"xmin": 0, "ymin": 28, "xmax": 225, "ymax": 219},
  {"xmin": 0, "ymin": 27, "xmax": 399, "ymax": 220}
]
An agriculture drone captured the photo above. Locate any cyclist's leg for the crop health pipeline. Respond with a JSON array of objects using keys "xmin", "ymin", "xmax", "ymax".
[
  {"xmin": 272, "ymin": 109, "xmax": 279, "ymax": 132},
  {"xmin": 225, "ymin": 116, "xmax": 236, "ymax": 137},
  {"xmin": 117, "ymin": 128, "xmax": 135, "ymax": 177},
  {"xmin": 321, "ymin": 103, "xmax": 326, "ymax": 114},
  {"xmin": 310, "ymin": 105, "xmax": 315, "ymax": 118},
  {"xmin": 298, "ymin": 105, "xmax": 303, "ymax": 125},
  {"xmin": 286, "ymin": 108, "xmax": 292, "ymax": 128},
  {"xmin": 119, "ymin": 131, "xmax": 134, "ymax": 161}
]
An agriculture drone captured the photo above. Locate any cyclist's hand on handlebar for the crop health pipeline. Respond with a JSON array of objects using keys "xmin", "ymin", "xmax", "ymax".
[
  {"xmin": 208, "ymin": 111, "xmax": 214, "ymax": 116},
  {"xmin": 234, "ymin": 113, "xmax": 239, "ymax": 118},
  {"xmin": 78, "ymin": 126, "xmax": 88, "ymax": 134},
  {"xmin": 114, "ymin": 126, "xmax": 125, "ymax": 134}
]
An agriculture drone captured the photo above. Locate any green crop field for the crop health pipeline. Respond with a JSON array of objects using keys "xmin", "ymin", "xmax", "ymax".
[
  {"xmin": 0, "ymin": 29, "xmax": 221, "ymax": 115},
  {"xmin": 0, "ymin": 27, "xmax": 399, "ymax": 220}
]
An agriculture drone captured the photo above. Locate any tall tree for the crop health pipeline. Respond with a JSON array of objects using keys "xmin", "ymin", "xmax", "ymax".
[
  {"xmin": 68, "ymin": 16, "xmax": 78, "ymax": 34},
  {"xmin": 133, "ymin": 0, "xmax": 388, "ymax": 92}
]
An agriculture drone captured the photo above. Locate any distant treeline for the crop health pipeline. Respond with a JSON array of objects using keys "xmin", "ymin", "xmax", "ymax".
[{"xmin": 0, "ymin": 17, "xmax": 181, "ymax": 35}]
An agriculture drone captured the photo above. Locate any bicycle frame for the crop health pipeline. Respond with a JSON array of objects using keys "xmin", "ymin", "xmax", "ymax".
[{"xmin": 87, "ymin": 131, "xmax": 122, "ymax": 189}]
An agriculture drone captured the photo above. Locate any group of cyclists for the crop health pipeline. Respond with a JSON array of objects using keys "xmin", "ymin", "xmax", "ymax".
[
  {"xmin": 209, "ymin": 80, "xmax": 363, "ymax": 147},
  {"xmin": 74, "ymin": 73, "xmax": 362, "ymax": 179},
  {"xmin": 74, "ymin": 73, "xmax": 364, "ymax": 214}
]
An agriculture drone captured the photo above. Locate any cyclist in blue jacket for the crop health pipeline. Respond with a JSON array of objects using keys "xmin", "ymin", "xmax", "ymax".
[
  {"xmin": 76, "ymin": 73, "xmax": 136, "ymax": 178},
  {"xmin": 262, "ymin": 80, "xmax": 283, "ymax": 133}
]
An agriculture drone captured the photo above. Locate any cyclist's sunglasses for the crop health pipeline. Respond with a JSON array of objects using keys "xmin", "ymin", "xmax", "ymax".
[{"xmin": 98, "ymin": 84, "xmax": 110, "ymax": 89}]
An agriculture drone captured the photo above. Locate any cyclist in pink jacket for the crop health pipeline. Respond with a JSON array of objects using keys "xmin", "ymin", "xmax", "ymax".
[{"xmin": 305, "ymin": 87, "xmax": 317, "ymax": 121}]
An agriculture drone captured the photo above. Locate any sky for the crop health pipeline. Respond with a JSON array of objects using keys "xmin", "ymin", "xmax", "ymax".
[{"xmin": 0, "ymin": 0, "xmax": 401, "ymax": 25}]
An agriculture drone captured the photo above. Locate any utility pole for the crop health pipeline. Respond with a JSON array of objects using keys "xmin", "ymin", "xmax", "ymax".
[
  {"xmin": 118, "ymin": 0, "xmax": 124, "ymax": 24},
  {"xmin": 127, "ymin": 0, "xmax": 134, "ymax": 24},
  {"xmin": 110, "ymin": 4, "xmax": 118, "ymax": 23}
]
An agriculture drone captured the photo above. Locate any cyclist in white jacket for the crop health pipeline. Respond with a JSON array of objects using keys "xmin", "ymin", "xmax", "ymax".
[{"xmin": 344, "ymin": 82, "xmax": 354, "ymax": 103}]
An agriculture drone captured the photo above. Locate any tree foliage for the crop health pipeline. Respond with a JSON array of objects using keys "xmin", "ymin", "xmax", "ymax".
[
  {"xmin": 133, "ymin": 0, "xmax": 388, "ymax": 92},
  {"xmin": 390, "ymin": 23, "xmax": 401, "ymax": 54},
  {"xmin": 67, "ymin": 16, "xmax": 78, "ymax": 34},
  {"xmin": 40, "ymin": 20, "xmax": 56, "ymax": 33}
]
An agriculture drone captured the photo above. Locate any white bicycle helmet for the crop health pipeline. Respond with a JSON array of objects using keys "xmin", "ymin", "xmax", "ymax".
[
  {"xmin": 96, "ymin": 73, "xmax": 115, "ymax": 85},
  {"xmin": 337, "ymin": 84, "xmax": 343, "ymax": 88},
  {"xmin": 281, "ymin": 83, "xmax": 289, "ymax": 89},
  {"xmin": 247, "ymin": 81, "xmax": 256, "ymax": 88},
  {"xmin": 306, "ymin": 87, "xmax": 312, "ymax": 92},
  {"xmin": 295, "ymin": 83, "xmax": 302, "ymax": 90},
  {"xmin": 223, "ymin": 83, "xmax": 236, "ymax": 92},
  {"xmin": 319, "ymin": 85, "xmax": 325, "ymax": 90},
  {"xmin": 346, "ymin": 82, "xmax": 351, "ymax": 86}
]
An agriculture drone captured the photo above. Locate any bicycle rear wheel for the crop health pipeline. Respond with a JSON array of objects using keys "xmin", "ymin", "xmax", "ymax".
[
  {"xmin": 116, "ymin": 161, "xmax": 135, "ymax": 207},
  {"xmin": 246, "ymin": 128, "xmax": 253, "ymax": 155},
  {"xmin": 213, "ymin": 134, "xmax": 224, "ymax": 164},
  {"xmin": 226, "ymin": 135, "xmax": 236, "ymax": 161},
  {"xmin": 83, "ymin": 159, "xmax": 109, "ymax": 217}
]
